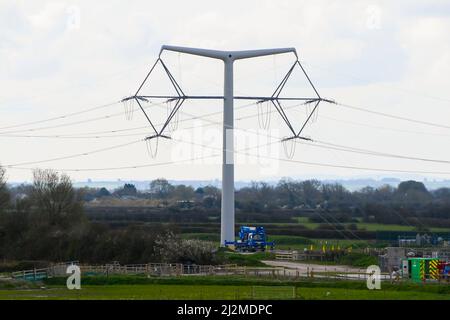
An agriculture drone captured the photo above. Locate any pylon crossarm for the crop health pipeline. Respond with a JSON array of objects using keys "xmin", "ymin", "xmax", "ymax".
[
  {"xmin": 320, "ymin": 98, "xmax": 336, "ymax": 104},
  {"xmin": 135, "ymin": 58, "xmax": 161, "ymax": 96},
  {"xmin": 236, "ymin": 96, "xmax": 319, "ymax": 101},
  {"xmin": 135, "ymin": 98, "xmax": 159, "ymax": 135},
  {"xmin": 296, "ymin": 60, "xmax": 321, "ymax": 99},
  {"xmin": 158, "ymin": 98, "xmax": 186, "ymax": 135},
  {"xmin": 121, "ymin": 96, "xmax": 148, "ymax": 103},
  {"xmin": 271, "ymin": 61, "xmax": 297, "ymax": 98},
  {"xmin": 270, "ymin": 99, "xmax": 297, "ymax": 136},
  {"xmin": 134, "ymin": 57, "xmax": 185, "ymax": 99},
  {"xmin": 281, "ymin": 135, "xmax": 313, "ymax": 142},
  {"xmin": 136, "ymin": 95, "xmax": 222, "ymax": 100},
  {"xmin": 261, "ymin": 59, "xmax": 327, "ymax": 140},
  {"xmin": 159, "ymin": 59, "xmax": 185, "ymax": 97},
  {"xmin": 167, "ymin": 97, "xmax": 180, "ymax": 103},
  {"xmin": 145, "ymin": 134, "xmax": 171, "ymax": 140},
  {"xmin": 296, "ymin": 100, "xmax": 320, "ymax": 137},
  {"xmin": 127, "ymin": 52, "xmax": 333, "ymax": 150},
  {"xmin": 136, "ymin": 96, "xmax": 149, "ymax": 102},
  {"xmin": 131, "ymin": 95, "xmax": 321, "ymax": 101}
]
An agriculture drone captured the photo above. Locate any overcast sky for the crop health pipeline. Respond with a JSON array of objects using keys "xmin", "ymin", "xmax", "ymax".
[{"xmin": 1, "ymin": 0, "xmax": 450, "ymax": 183}]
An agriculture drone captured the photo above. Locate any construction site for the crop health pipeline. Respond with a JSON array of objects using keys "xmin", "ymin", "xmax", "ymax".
[{"xmin": 1, "ymin": 1, "xmax": 450, "ymax": 309}]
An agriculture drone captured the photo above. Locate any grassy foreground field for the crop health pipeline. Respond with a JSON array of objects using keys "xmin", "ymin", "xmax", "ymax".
[
  {"xmin": 1, "ymin": 284, "xmax": 449, "ymax": 300},
  {"xmin": 0, "ymin": 276, "xmax": 449, "ymax": 300}
]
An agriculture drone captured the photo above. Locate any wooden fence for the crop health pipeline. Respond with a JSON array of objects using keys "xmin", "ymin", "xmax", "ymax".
[
  {"xmin": 11, "ymin": 268, "xmax": 49, "ymax": 281},
  {"xmin": 9, "ymin": 262, "xmax": 398, "ymax": 282},
  {"xmin": 275, "ymin": 251, "xmax": 328, "ymax": 261}
]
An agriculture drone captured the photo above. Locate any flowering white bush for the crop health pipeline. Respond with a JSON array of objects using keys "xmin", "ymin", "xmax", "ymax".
[{"xmin": 155, "ymin": 232, "xmax": 217, "ymax": 264}]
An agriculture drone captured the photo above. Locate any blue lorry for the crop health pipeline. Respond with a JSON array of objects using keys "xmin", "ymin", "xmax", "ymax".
[{"xmin": 225, "ymin": 226, "xmax": 275, "ymax": 252}]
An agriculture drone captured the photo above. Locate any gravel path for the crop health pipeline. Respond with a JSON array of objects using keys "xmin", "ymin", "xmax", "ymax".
[
  {"xmin": 262, "ymin": 260, "xmax": 364, "ymax": 273},
  {"xmin": 262, "ymin": 260, "xmax": 392, "ymax": 280}
]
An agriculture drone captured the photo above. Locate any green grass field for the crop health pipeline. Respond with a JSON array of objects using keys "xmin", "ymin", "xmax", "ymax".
[
  {"xmin": 182, "ymin": 218, "xmax": 450, "ymax": 252},
  {"xmin": 0, "ymin": 275, "xmax": 449, "ymax": 300},
  {"xmin": 293, "ymin": 217, "xmax": 450, "ymax": 232},
  {"xmin": 182, "ymin": 233, "xmax": 372, "ymax": 250},
  {"xmin": 1, "ymin": 285, "xmax": 449, "ymax": 300}
]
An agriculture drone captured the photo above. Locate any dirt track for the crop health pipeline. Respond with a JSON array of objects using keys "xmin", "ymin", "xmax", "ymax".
[
  {"xmin": 262, "ymin": 260, "xmax": 391, "ymax": 280},
  {"xmin": 262, "ymin": 260, "xmax": 364, "ymax": 274}
]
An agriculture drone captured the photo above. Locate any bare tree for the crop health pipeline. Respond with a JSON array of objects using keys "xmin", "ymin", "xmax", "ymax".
[
  {"xmin": 31, "ymin": 169, "xmax": 84, "ymax": 226},
  {"xmin": 0, "ymin": 165, "xmax": 10, "ymax": 210},
  {"xmin": 149, "ymin": 178, "xmax": 174, "ymax": 199}
]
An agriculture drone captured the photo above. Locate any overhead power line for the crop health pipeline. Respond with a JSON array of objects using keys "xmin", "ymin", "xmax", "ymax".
[
  {"xmin": 152, "ymin": 100, "xmax": 450, "ymax": 166},
  {"xmin": 7, "ymin": 134, "xmax": 450, "ymax": 176},
  {"xmin": 302, "ymin": 60, "xmax": 450, "ymax": 104},
  {"xmin": 336, "ymin": 102, "xmax": 450, "ymax": 130},
  {"xmin": 226, "ymin": 123, "xmax": 450, "ymax": 166},
  {"xmin": 4, "ymin": 153, "xmax": 221, "ymax": 172},
  {"xmin": 5, "ymin": 98, "xmax": 450, "ymax": 170},
  {"xmin": 173, "ymin": 137, "xmax": 450, "ymax": 176},
  {"xmin": 307, "ymin": 139, "xmax": 450, "ymax": 165},
  {"xmin": 0, "ymin": 101, "xmax": 120, "ymax": 131},
  {"xmin": 320, "ymin": 114, "xmax": 450, "ymax": 138},
  {"xmin": 3, "ymin": 139, "xmax": 143, "ymax": 168},
  {"xmin": 4, "ymin": 44, "xmax": 450, "ymax": 180},
  {"xmin": 0, "ymin": 99, "xmax": 183, "ymax": 135},
  {"xmin": 0, "ymin": 100, "xmax": 259, "ymax": 136},
  {"xmin": 0, "ymin": 108, "xmax": 130, "ymax": 135}
]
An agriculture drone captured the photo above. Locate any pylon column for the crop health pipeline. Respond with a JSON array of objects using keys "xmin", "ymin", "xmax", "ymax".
[{"xmin": 221, "ymin": 57, "xmax": 235, "ymax": 245}]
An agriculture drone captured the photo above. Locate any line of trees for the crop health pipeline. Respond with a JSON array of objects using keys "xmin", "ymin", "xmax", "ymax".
[
  {"xmin": 72, "ymin": 177, "xmax": 450, "ymax": 227},
  {"xmin": 0, "ymin": 166, "xmax": 217, "ymax": 265},
  {"xmin": 74, "ymin": 178, "xmax": 450, "ymax": 208}
]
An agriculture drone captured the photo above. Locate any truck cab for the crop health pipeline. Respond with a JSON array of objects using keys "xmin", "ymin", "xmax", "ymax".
[{"xmin": 225, "ymin": 226, "xmax": 274, "ymax": 252}]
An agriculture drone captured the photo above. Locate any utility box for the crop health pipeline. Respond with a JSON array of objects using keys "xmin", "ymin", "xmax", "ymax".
[
  {"xmin": 380, "ymin": 247, "xmax": 406, "ymax": 272},
  {"xmin": 404, "ymin": 258, "xmax": 441, "ymax": 282},
  {"xmin": 401, "ymin": 259, "xmax": 409, "ymax": 277}
]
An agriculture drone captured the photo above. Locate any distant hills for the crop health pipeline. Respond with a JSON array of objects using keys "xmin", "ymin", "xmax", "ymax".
[{"xmin": 60, "ymin": 177, "xmax": 450, "ymax": 192}]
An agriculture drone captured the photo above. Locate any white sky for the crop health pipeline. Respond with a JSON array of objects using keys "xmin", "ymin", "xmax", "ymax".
[{"xmin": 1, "ymin": 0, "xmax": 450, "ymax": 183}]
